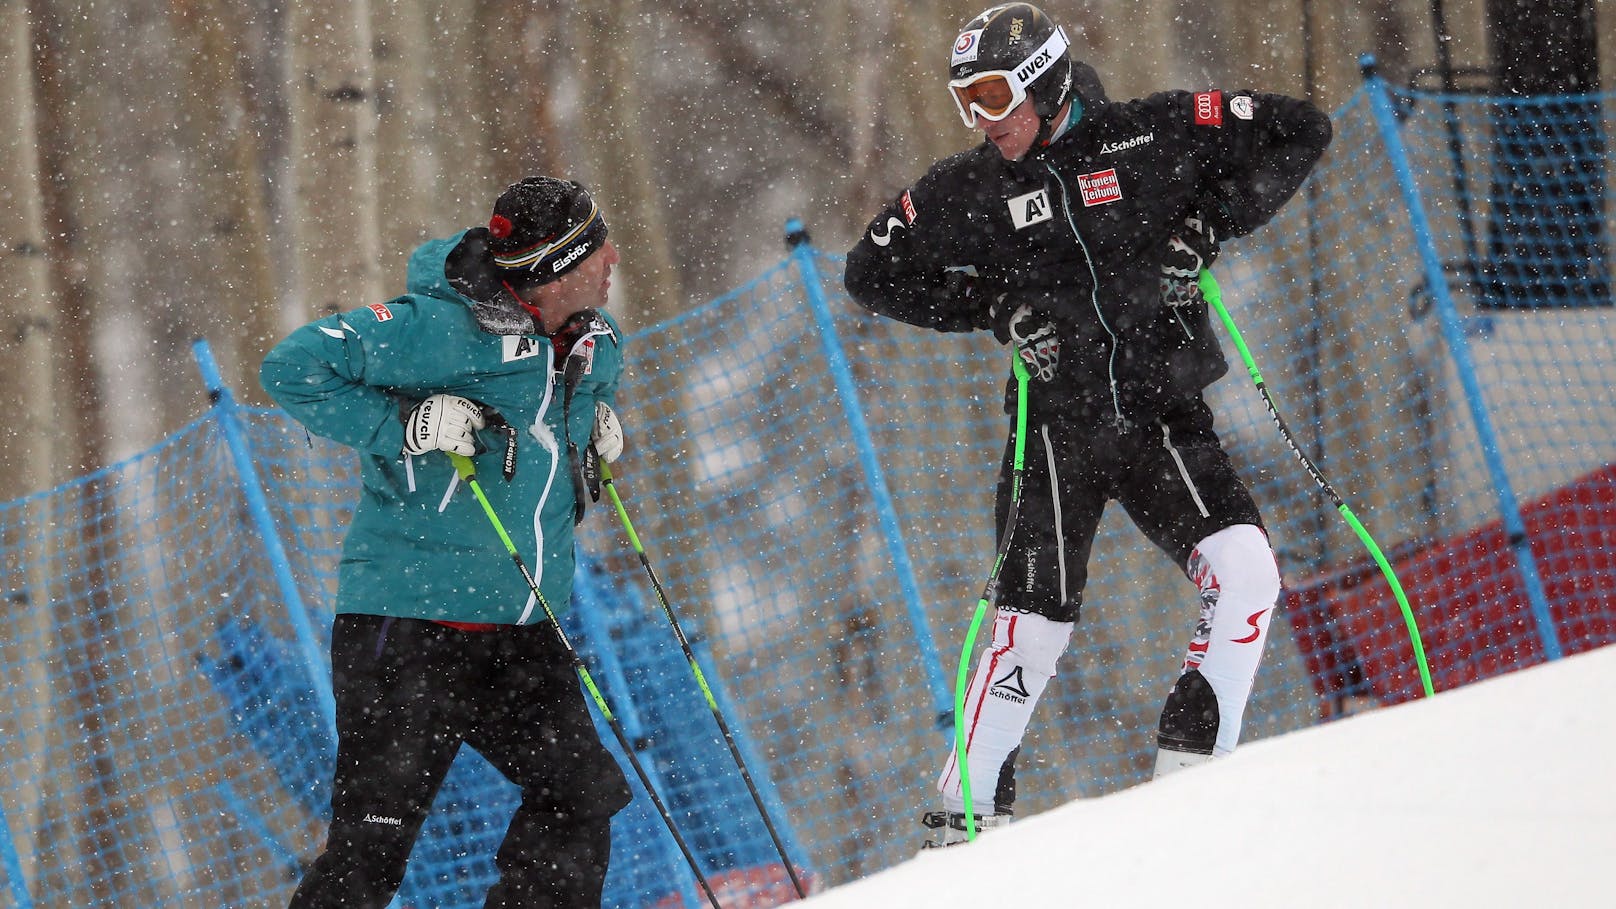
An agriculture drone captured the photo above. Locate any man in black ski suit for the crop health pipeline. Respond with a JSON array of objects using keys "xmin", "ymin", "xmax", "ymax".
[{"xmin": 842, "ymin": 2, "xmax": 1332, "ymax": 846}]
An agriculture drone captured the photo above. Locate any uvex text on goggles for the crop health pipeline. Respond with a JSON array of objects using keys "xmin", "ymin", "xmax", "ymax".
[{"xmin": 948, "ymin": 25, "xmax": 1070, "ymax": 127}]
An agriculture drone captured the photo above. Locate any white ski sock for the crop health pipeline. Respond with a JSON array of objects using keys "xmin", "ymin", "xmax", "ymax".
[
  {"xmin": 938, "ymin": 610, "xmax": 1073, "ymax": 814},
  {"xmin": 1180, "ymin": 523, "xmax": 1281, "ymax": 757}
]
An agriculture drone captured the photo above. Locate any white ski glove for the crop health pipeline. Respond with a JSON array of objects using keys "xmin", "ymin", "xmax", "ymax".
[
  {"xmin": 591, "ymin": 402, "xmax": 624, "ymax": 463},
  {"xmin": 1006, "ymin": 305, "xmax": 1061, "ymax": 383},
  {"xmin": 402, "ymin": 394, "xmax": 486, "ymax": 457}
]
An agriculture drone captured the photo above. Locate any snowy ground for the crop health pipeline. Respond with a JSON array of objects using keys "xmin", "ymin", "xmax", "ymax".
[{"xmin": 803, "ymin": 645, "xmax": 1614, "ymax": 908}]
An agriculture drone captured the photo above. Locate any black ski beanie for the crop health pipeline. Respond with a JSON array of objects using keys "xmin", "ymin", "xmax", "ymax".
[{"xmin": 486, "ymin": 176, "xmax": 609, "ymax": 288}]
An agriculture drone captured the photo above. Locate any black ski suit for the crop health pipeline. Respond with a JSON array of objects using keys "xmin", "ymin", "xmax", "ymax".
[{"xmin": 844, "ymin": 70, "xmax": 1332, "ymax": 621}]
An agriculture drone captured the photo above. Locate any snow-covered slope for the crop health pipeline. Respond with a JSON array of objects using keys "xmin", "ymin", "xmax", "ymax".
[{"xmin": 805, "ymin": 645, "xmax": 1615, "ymax": 908}]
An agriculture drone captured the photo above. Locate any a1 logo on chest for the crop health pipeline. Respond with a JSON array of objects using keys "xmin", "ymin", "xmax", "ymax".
[
  {"xmin": 1008, "ymin": 188, "xmax": 1053, "ymax": 230},
  {"xmin": 503, "ymin": 335, "xmax": 546, "ymax": 363}
]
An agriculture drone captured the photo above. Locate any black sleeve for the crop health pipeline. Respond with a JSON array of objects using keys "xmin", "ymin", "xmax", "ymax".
[
  {"xmin": 843, "ymin": 178, "xmax": 985, "ymax": 334},
  {"xmin": 1180, "ymin": 90, "xmax": 1333, "ymax": 237}
]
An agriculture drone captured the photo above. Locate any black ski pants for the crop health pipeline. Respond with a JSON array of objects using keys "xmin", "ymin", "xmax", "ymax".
[
  {"xmin": 995, "ymin": 396, "xmax": 1265, "ymax": 622},
  {"xmin": 289, "ymin": 613, "xmax": 632, "ymax": 909}
]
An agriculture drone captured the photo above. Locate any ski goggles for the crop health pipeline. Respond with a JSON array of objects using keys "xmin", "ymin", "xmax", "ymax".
[{"xmin": 947, "ymin": 26, "xmax": 1069, "ymax": 128}]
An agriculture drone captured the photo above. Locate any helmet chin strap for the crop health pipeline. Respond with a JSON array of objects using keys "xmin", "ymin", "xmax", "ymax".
[
  {"xmin": 1026, "ymin": 97, "xmax": 1082, "ymax": 158},
  {"xmin": 1028, "ymin": 116, "xmax": 1057, "ymax": 157}
]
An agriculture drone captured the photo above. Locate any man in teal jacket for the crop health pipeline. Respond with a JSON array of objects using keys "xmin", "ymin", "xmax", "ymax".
[{"xmin": 261, "ymin": 176, "xmax": 632, "ymax": 908}]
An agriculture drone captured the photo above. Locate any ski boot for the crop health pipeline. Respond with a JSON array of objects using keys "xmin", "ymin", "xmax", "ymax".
[{"xmin": 920, "ymin": 810, "xmax": 1010, "ymax": 848}]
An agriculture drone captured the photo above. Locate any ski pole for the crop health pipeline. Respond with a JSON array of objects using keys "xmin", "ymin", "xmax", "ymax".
[
  {"xmin": 445, "ymin": 452, "xmax": 722, "ymax": 909},
  {"xmin": 952, "ymin": 351, "xmax": 1032, "ymax": 842},
  {"xmin": 1198, "ymin": 270, "xmax": 1435, "ymax": 698},
  {"xmin": 599, "ymin": 461, "xmax": 810, "ymax": 899}
]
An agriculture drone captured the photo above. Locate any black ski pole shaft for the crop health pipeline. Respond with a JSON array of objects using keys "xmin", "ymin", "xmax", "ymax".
[
  {"xmin": 447, "ymin": 453, "xmax": 722, "ymax": 909},
  {"xmin": 599, "ymin": 461, "xmax": 809, "ymax": 899},
  {"xmin": 1198, "ymin": 270, "xmax": 1434, "ymax": 698}
]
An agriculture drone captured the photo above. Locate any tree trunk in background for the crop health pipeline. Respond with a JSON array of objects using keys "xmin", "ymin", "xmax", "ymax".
[
  {"xmin": 892, "ymin": 2, "xmax": 959, "ymax": 171},
  {"xmin": 576, "ymin": 0, "xmax": 683, "ymax": 330},
  {"xmin": 839, "ymin": 0, "xmax": 891, "ymax": 228},
  {"xmin": 169, "ymin": 0, "xmax": 280, "ymax": 403},
  {"xmin": 1604, "ymin": 0, "xmax": 1616, "ymax": 94},
  {"xmin": 28, "ymin": 0, "xmax": 106, "ymax": 479},
  {"xmin": 26, "ymin": 5, "xmax": 153, "ymax": 900},
  {"xmin": 1, "ymin": 7, "xmax": 60, "ymax": 881},
  {"xmin": 1, "ymin": 4, "xmax": 56, "ymax": 494},
  {"xmin": 375, "ymin": 2, "xmax": 566, "ymax": 294},
  {"xmin": 836, "ymin": 0, "xmax": 960, "ymax": 227},
  {"xmin": 1082, "ymin": 0, "xmax": 1180, "ymax": 99},
  {"xmin": 370, "ymin": 0, "xmax": 438, "ymax": 290},
  {"xmin": 287, "ymin": 0, "xmax": 382, "ymax": 319},
  {"xmin": 477, "ymin": 2, "xmax": 565, "ymax": 188},
  {"xmin": 422, "ymin": 0, "xmax": 496, "ymax": 223}
]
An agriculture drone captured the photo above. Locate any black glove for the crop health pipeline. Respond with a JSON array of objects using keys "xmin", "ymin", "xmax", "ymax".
[
  {"xmin": 932, "ymin": 267, "xmax": 986, "ymax": 333},
  {"xmin": 1161, "ymin": 214, "xmax": 1219, "ymax": 280}
]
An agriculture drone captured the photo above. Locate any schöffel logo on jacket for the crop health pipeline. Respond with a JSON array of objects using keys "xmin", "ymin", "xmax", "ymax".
[
  {"xmin": 1099, "ymin": 133, "xmax": 1154, "ymax": 155},
  {"xmin": 1076, "ymin": 168, "xmax": 1122, "ymax": 206}
]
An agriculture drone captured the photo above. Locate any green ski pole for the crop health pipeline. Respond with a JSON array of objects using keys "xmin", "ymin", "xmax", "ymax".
[
  {"xmin": 1198, "ymin": 270, "xmax": 1435, "ymax": 698},
  {"xmin": 953, "ymin": 352, "xmax": 1032, "ymax": 842},
  {"xmin": 598, "ymin": 460, "xmax": 809, "ymax": 899},
  {"xmin": 446, "ymin": 452, "xmax": 723, "ymax": 909}
]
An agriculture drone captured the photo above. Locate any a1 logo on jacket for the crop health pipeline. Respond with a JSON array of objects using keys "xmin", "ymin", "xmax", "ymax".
[{"xmin": 1009, "ymin": 188, "xmax": 1053, "ymax": 229}]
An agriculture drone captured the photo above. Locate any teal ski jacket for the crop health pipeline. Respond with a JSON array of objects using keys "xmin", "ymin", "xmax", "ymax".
[{"xmin": 260, "ymin": 230, "xmax": 623, "ymax": 624}]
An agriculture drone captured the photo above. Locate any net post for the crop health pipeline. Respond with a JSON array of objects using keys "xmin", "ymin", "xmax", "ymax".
[
  {"xmin": 1361, "ymin": 58, "xmax": 1563, "ymax": 661},
  {"xmin": 190, "ymin": 338, "xmax": 340, "ymax": 734},
  {"xmin": 785, "ymin": 219, "xmax": 955, "ymax": 727}
]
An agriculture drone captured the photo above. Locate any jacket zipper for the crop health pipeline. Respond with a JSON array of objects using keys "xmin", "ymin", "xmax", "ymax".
[
  {"xmin": 518, "ymin": 344, "xmax": 562, "ymax": 625},
  {"xmin": 1045, "ymin": 164, "xmax": 1125, "ymax": 425}
]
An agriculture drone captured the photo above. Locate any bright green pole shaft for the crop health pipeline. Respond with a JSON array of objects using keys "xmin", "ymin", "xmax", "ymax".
[
  {"xmin": 1197, "ymin": 271, "xmax": 1434, "ymax": 698},
  {"xmin": 954, "ymin": 353, "xmax": 1031, "ymax": 842}
]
